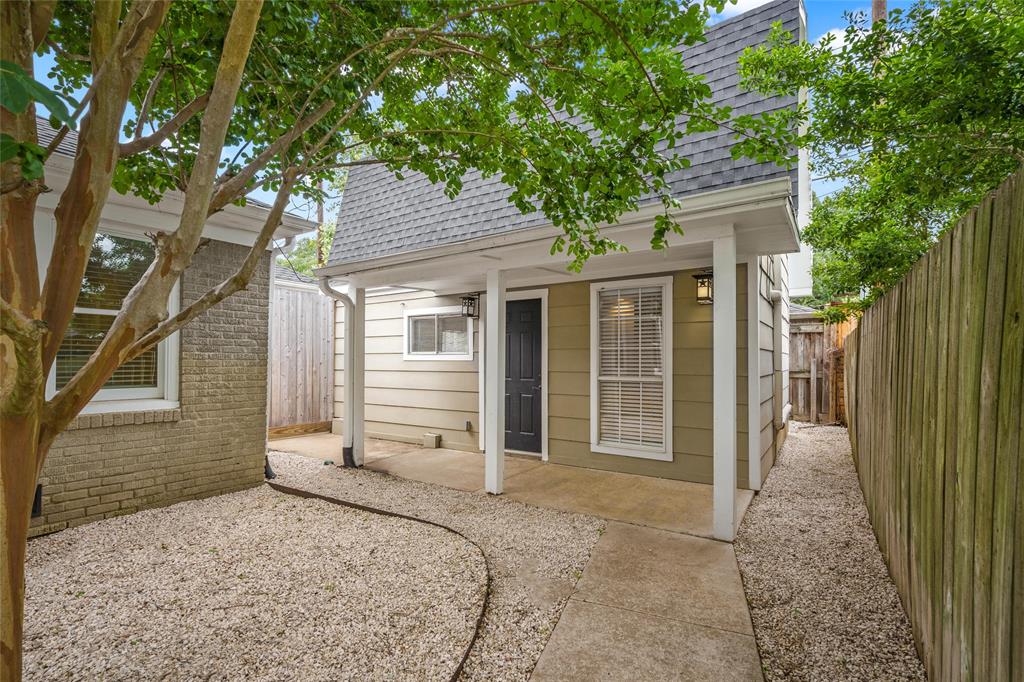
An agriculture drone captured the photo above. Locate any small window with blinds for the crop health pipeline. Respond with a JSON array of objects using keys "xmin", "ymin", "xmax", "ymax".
[
  {"xmin": 590, "ymin": 277, "xmax": 673, "ymax": 460},
  {"xmin": 403, "ymin": 306, "xmax": 473, "ymax": 361},
  {"xmin": 53, "ymin": 231, "xmax": 176, "ymax": 401}
]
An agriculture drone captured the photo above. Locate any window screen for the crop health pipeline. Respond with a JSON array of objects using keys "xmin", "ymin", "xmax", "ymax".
[
  {"xmin": 55, "ymin": 233, "xmax": 158, "ymax": 390},
  {"xmin": 407, "ymin": 313, "xmax": 468, "ymax": 355},
  {"xmin": 596, "ymin": 285, "xmax": 666, "ymax": 449}
]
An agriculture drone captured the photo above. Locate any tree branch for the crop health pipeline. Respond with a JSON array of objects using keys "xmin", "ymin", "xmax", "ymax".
[
  {"xmin": 31, "ymin": 0, "xmax": 56, "ymax": 50},
  {"xmin": 41, "ymin": 0, "xmax": 265, "ymax": 441},
  {"xmin": 125, "ymin": 170, "xmax": 298, "ymax": 359},
  {"xmin": 40, "ymin": 0, "xmax": 172, "ymax": 372},
  {"xmin": 0, "ymin": 296, "xmax": 47, "ymax": 416},
  {"xmin": 120, "ymin": 90, "xmax": 210, "ymax": 156},
  {"xmin": 208, "ymin": 100, "xmax": 334, "ymax": 213},
  {"xmin": 574, "ymin": 0, "xmax": 665, "ymax": 112},
  {"xmin": 133, "ymin": 63, "xmax": 167, "ymax": 138}
]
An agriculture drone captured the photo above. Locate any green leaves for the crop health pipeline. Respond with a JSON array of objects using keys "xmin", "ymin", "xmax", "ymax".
[
  {"xmin": 0, "ymin": 60, "xmax": 77, "ymax": 128},
  {"xmin": 739, "ymin": 0, "xmax": 1024, "ymax": 318},
  {"xmin": 28, "ymin": 0, "xmax": 799, "ymax": 271},
  {"xmin": 1, "ymin": 59, "xmax": 80, "ymax": 181}
]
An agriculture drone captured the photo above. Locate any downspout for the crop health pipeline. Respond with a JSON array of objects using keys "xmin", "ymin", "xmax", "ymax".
[{"xmin": 318, "ymin": 276, "xmax": 357, "ymax": 468}]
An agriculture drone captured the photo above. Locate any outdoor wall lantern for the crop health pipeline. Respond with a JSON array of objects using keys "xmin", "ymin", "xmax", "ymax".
[
  {"xmin": 693, "ymin": 270, "xmax": 714, "ymax": 305},
  {"xmin": 461, "ymin": 294, "xmax": 479, "ymax": 318}
]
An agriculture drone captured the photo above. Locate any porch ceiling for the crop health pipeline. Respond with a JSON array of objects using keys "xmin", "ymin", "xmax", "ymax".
[{"xmin": 320, "ymin": 177, "xmax": 797, "ymax": 293}]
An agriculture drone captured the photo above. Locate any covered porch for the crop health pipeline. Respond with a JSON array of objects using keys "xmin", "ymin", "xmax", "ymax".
[
  {"xmin": 318, "ymin": 178, "xmax": 797, "ymax": 542},
  {"xmin": 272, "ymin": 433, "xmax": 755, "ymax": 539}
]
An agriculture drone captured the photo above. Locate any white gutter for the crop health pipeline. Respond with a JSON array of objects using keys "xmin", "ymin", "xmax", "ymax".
[{"xmin": 318, "ymin": 276, "xmax": 357, "ymax": 468}]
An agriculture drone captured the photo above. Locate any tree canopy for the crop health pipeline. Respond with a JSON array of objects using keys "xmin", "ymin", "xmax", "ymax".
[{"xmin": 739, "ymin": 0, "xmax": 1024, "ymax": 320}]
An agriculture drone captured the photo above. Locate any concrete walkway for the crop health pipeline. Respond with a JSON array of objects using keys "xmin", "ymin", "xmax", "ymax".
[
  {"xmin": 270, "ymin": 434, "xmax": 763, "ymax": 680},
  {"xmin": 532, "ymin": 522, "xmax": 761, "ymax": 680}
]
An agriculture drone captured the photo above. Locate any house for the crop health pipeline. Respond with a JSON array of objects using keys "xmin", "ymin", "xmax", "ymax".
[
  {"xmin": 317, "ymin": 0, "xmax": 805, "ymax": 541},
  {"xmin": 28, "ymin": 121, "xmax": 316, "ymax": 537}
]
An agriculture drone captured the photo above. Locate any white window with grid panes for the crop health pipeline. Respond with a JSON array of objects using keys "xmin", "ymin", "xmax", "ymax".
[
  {"xmin": 46, "ymin": 230, "xmax": 180, "ymax": 410},
  {"xmin": 402, "ymin": 306, "xmax": 473, "ymax": 361},
  {"xmin": 590, "ymin": 277, "xmax": 673, "ymax": 460}
]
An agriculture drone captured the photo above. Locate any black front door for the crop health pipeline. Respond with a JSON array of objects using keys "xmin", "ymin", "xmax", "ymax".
[{"xmin": 505, "ymin": 298, "xmax": 542, "ymax": 453}]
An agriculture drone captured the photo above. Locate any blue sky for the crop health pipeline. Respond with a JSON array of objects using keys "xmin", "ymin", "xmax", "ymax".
[{"xmin": 33, "ymin": 0, "xmax": 910, "ymax": 227}]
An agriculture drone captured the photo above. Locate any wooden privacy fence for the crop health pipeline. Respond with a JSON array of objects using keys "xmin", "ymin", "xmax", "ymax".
[
  {"xmin": 790, "ymin": 311, "xmax": 855, "ymax": 424},
  {"xmin": 845, "ymin": 169, "xmax": 1023, "ymax": 681},
  {"xmin": 268, "ymin": 278, "xmax": 333, "ymax": 438}
]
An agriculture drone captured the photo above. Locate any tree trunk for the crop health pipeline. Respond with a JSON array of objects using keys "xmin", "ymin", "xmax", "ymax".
[{"xmin": 1, "ymin": 411, "xmax": 42, "ymax": 682}]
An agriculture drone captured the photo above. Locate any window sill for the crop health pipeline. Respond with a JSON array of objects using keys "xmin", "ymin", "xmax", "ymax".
[
  {"xmin": 591, "ymin": 443, "xmax": 673, "ymax": 461},
  {"xmin": 66, "ymin": 400, "xmax": 181, "ymax": 431},
  {"xmin": 402, "ymin": 353, "xmax": 474, "ymax": 362}
]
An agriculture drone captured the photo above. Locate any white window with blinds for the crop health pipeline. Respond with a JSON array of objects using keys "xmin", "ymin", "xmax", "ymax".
[
  {"xmin": 46, "ymin": 230, "xmax": 180, "ymax": 409},
  {"xmin": 402, "ymin": 306, "xmax": 473, "ymax": 361},
  {"xmin": 590, "ymin": 277, "xmax": 673, "ymax": 460}
]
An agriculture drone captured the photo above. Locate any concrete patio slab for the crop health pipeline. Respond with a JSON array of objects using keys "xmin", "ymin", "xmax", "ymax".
[
  {"xmin": 271, "ymin": 434, "xmax": 755, "ymax": 537},
  {"xmin": 269, "ymin": 434, "xmax": 420, "ymax": 464},
  {"xmin": 364, "ymin": 447, "xmax": 545, "ymax": 492},
  {"xmin": 503, "ymin": 462, "xmax": 754, "ymax": 538},
  {"xmin": 530, "ymin": 599, "xmax": 763, "ymax": 681},
  {"xmin": 574, "ymin": 522, "xmax": 754, "ymax": 636}
]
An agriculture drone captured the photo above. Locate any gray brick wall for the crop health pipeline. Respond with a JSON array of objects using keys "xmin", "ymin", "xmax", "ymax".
[{"xmin": 29, "ymin": 240, "xmax": 271, "ymax": 537}]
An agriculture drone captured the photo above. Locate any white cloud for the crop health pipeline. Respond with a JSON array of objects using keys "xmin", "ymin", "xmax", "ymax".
[
  {"xmin": 817, "ymin": 28, "xmax": 848, "ymax": 52},
  {"xmin": 715, "ymin": 0, "xmax": 775, "ymax": 19}
]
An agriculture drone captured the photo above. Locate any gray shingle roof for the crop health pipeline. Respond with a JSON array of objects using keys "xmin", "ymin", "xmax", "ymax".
[
  {"xmin": 273, "ymin": 262, "xmax": 318, "ymax": 286},
  {"xmin": 35, "ymin": 117, "xmax": 79, "ymax": 157},
  {"xmin": 328, "ymin": 0, "xmax": 802, "ymax": 267}
]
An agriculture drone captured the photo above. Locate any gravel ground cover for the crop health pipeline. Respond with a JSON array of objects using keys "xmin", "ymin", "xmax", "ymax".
[
  {"xmin": 735, "ymin": 422, "xmax": 926, "ymax": 681},
  {"xmin": 268, "ymin": 451, "xmax": 604, "ymax": 681},
  {"xmin": 25, "ymin": 485, "xmax": 485, "ymax": 681}
]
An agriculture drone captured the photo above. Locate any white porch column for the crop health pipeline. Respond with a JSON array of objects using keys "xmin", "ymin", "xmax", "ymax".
[
  {"xmin": 746, "ymin": 256, "xmax": 762, "ymax": 491},
  {"xmin": 484, "ymin": 269, "xmax": 506, "ymax": 494},
  {"xmin": 713, "ymin": 233, "xmax": 738, "ymax": 541},
  {"xmin": 342, "ymin": 298, "xmax": 355, "ymax": 458},
  {"xmin": 352, "ymin": 287, "xmax": 366, "ymax": 466}
]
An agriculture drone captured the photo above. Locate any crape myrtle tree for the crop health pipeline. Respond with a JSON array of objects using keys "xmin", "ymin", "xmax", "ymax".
[
  {"xmin": 738, "ymin": 0, "xmax": 1024, "ymax": 320},
  {"xmin": 0, "ymin": 0, "xmax": 797, "ymax": 672}
]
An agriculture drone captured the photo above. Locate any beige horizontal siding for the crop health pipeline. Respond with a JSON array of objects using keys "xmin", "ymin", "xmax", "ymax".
[
  {"xmin": 334, "ymin": 290, "xmax": 480, "ymax": 452},
  {"xmin": 334, "ymin": 261, "xmax": 785, "ymax": 483},
  {"xmin": 547, "ymin": 265, "xmax": 755, "ymax": 489}
]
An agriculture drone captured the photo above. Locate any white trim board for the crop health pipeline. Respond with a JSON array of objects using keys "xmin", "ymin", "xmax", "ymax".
[
  {"xmin": 477, "ymin": 288, "xmax": 549, "ymax": 462},
  {"xmin": 401, "ymin": 305, "xmax": 474, "ymax": 361},
  {"xmin": 746, "ymin": 255, "xmax": 762, "ymax": 490},
  {"xmin": 43, "ymin": 227, "xmax": 181, "ymax": 410}
]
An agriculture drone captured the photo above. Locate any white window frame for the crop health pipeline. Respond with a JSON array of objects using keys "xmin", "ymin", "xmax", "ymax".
[
  {"xmin": 45, "ymin": 228, "xmax": 181, "ymax": 413},
  {"xmin": 402, "ymin": 305, "xmax": 474, "ymax": 361},
  {"xmin": 589, "ymin": 276, "xmax": 673, "ymax": 461}
]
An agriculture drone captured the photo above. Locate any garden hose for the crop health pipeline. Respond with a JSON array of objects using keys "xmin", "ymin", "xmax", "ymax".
[{"xmin": 266, "ymin": 482, "xmax": 491, "ymax": 682}]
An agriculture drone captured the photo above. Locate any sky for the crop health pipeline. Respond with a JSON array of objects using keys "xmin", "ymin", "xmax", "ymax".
[{"xmin": 31, "ymin": 0, "xmax": 915, "ymax": 231}]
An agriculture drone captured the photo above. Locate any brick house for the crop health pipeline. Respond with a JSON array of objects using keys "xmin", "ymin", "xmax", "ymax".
[{"xmin": 28, "ymin": 122, "xmax": 315, "ymax": 536}]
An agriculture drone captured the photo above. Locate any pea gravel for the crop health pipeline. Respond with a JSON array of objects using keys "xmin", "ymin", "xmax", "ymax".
[
  {"xmin": 735, "ymin": 422, "xmax": 927, "ymax": 681},
  {"xmin": 267, "ymin": 451, "xmax": 605, "ymax": 681},
  {"xmin": 25, "ymin": 485, "xmax": 485, "ymax": 681}
]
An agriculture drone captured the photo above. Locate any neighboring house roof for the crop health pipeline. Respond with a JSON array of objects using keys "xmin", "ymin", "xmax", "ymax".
[
  {"xmin": 790, "ymin": 302, "xmax": 821, "ymax": 320},
  {"xmin": 273, "ymin": 262, "xmax": 318, "ymax": 286},
  {"xmin": 35, "ymin": 118, "xmax": 311, "ymax": 223},
  {"xmin": 328, "ymin": 0, "xmax": 802, "ymax": 268}
]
